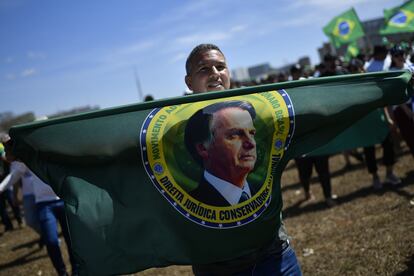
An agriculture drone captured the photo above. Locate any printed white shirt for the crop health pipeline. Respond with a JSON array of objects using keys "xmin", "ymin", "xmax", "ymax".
[{"xmin": 204, "ymin": 170, "xmax": 252, "ymax": 206}]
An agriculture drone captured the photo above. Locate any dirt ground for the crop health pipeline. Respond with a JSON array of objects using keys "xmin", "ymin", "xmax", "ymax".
[{"xmin": 0, "ymin": 145, "xmax": 413, "ymax": 276}]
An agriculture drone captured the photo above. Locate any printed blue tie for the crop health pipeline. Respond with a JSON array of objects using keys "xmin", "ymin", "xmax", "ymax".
[{"xmin": 239, "ymin": 191, "xmax": 250, "ymax": 203}]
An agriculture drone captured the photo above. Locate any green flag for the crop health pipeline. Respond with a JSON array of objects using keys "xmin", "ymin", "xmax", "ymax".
[
  {"xmin": 309, "ymin": 109, "xmax": 389, "ymax": 156},
  {"xmin": 9, "ymin": 71, "xmax": 412, "ymax": 275},
  {"xmin": 323, "ymin": 8, "xmax": 365, "ymax": 48},
  {"xmin": 381, "ymin": 0, "xmax": 414, "ymax": 34},
  {"xmin": 344, "ymin": 41, "xmax": 360, "ymax": 62}
]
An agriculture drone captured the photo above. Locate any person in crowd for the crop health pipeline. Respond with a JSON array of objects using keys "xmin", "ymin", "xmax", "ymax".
[
  {"xmin": 0, "ymin": 155, "xmax": 43, "ymax": 243},
  {"xmin": 365, "ymin": 45, "xmax": 391, "ymax": 72},
  {"xmin": 347, "ymin": 58, "xmax": 365, "ymax": 74},
  {"xmin": 365, "ymin": 46, "xmax": 401, "ymax": 189},
  {"xmin": 339, "ymin": 58, "xmax": 366, "ymax": 169},
  {"xmin": 277, "ymin": 73, "xmax": 288, "ymax": 82},
  {"xmin": 292, "ymin": 62, "xmax": 336, "ymax": 205},
  {"xmin": 265, "ymin": 74, "xmax": 278, "ymax": 84},
  {"xmin": 294, "ymin": 57, "xmax": 337, "ymax": 206},
  {"xmin": 0, "ymin": 148, "xmax": 22, "ymax": 232},
  {"xmin": 230, "ymin": 80, "xmax": 242, "ymax": 89},
  {"xmin": 3, "ymin": 137, "xmax": 79, "ymax": 276},
  {"xmin": 388, "ymin": 45, "xmax": 414, "ymax": 158},
  {"xmin": 290, "ymin": 64, "xmax": 302, "ymax": 81},
  {"xmin": 184, "ymin": 43, "xmax": 302, "ymax": 275}
]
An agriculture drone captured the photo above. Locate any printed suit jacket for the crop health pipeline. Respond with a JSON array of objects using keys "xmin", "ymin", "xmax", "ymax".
[{"xmin": 189, "ymin": 176, "xmax": 257, "ymax": 207}]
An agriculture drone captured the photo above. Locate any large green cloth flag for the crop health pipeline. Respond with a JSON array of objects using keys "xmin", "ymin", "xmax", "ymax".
[
  {"xmin": 9, "ymin": 71, "xmax": 412, "ymax": 275},
  {"xmin": 381, "ymin": 0, "xmax": 414, "ymax": 34},
  {"xmin": 309, "ymin": 109, "xmax": 388, "ymax": 156},
  {"xmin": 323, "ymin": 8, "xmax": 365, "ymax": 48}
]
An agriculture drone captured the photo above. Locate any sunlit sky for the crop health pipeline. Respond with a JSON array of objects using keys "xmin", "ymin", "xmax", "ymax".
[{"xmin": 0, "ymin": 0, "xmax": 404, "ymax": 117}]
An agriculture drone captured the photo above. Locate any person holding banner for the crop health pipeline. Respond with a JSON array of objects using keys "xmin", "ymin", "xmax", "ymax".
[{"xmin": 184, "ymin": 43, "xmax": 302, "ymax": 276}]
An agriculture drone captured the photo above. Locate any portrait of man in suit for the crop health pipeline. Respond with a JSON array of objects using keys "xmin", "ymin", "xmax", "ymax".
[{"xmin": 184, "ymin": 100, "xmax": 258, "ymax": 206}]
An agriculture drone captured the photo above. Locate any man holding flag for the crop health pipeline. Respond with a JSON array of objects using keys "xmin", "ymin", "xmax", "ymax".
[{"xmin": 184, "ymin": 43, "xmax": 302, "ymax": 275}]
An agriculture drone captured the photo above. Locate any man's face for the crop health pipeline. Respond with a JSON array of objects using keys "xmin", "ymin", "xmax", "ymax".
[
  {"xmin": 291, "ymin": 71, "xmax": 301, "ymax": 81},
  {"xmin": 185, "ymin": 50, "xmax": 230, "ymax": 93},
  {"xmin": 203, "ymin": 107, "xmax": 256, "ymax": 178},
  {"xmin": 392, "ymin": 53, "xmax": 405, "ymax": 67}
]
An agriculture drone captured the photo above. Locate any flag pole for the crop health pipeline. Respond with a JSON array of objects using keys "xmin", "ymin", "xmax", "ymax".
[{"xmin": 134, "ymin": 66, "xmax": 144, "ymax": 101}]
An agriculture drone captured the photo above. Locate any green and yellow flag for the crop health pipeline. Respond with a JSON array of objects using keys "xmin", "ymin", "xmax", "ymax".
[
  {"xmin": 381, "ymin": 0, "xmax": 414, "ymax": 34},
  {"xmin": 9, "ymin": 71, "xmax": 412, "ymax": 275},
  {"xmin": 344, "ymin": 41, "xmax": 360, "ymax": 62},
  {"xmin": 323, "ymin": 8, "xmax": 365, "ymax": 48}
]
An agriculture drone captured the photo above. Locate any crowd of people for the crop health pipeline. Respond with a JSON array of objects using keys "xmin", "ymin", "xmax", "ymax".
[{"xmin": 0, "ymin": 41, "xmax": 412, "ymax": 275}]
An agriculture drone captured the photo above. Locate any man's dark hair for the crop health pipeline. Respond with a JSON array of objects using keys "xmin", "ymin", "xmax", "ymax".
[
  {"xmin": 323, "ymin": 54, "xmax": 336, "ymax": 62},
  {"xmin": 390, "ymin": 44, "xmax": 405, "ymax": 56},
  {"xmin": 185, "ymin": 44, "xmax": 224, "ymax": 75},
  {"xmin": 347, "ymin": 58, "xmax": 364, "ymax": 73},
  {"xmin": 144, "ymin": 94, "xmax": 154, "ymax": 102},
  {"xmin": 373, "ymin": 45, "xmax": 388, "ymax": 56},
  {"xmin": 184, "ymin": 100, "xmax": 256, "ymax": 165}
]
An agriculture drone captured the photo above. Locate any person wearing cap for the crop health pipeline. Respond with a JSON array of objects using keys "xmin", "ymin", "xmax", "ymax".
[
  {"xmin": 388, "ymin": 45, "xmax": 414, "ymax": 158},
  {"xmin": 184, "ymin": 43, "xmax": 302, "ymax": 275}
]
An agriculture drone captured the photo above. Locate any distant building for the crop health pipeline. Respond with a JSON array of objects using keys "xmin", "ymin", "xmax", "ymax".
[
  {"xmin": 276, "ymin": 57, "xmax": 312, "ymax": 75},
  {"xmin": 230, "ymin": 57, "xmax": 312, "ymax": 82},
  {"xmin": 248, "ymin": 63, "xmax": 272, "ymax": 80},
  {"xmin": 318, "ymin": 17, "xmax": 414, "ymax": 61},
  {"xmin": 231, "ymin": 67, "xmax": 250, "ymax": 82}
]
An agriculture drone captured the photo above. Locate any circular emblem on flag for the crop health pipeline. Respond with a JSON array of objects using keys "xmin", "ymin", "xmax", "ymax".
[
  {"xmin": 338, "ymin": 20, "xmax": 350, "ymax": 36},
  {"xmin": 390, "ymin": 11, "xmax": 407, "ymax": 26},
  {"xmin": 140, "ymin": 90, "xmax": 295, "ymax": 229}
]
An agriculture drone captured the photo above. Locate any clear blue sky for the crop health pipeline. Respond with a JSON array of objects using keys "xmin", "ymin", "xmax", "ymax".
[{"xmin": 0, "ymin": 0, "xmax": 404, "ymax": 117}]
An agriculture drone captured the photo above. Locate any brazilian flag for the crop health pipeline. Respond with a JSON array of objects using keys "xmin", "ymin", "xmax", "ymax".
[
  {"xmin": 381, "ymin": 0, "xmax": 414, "ymax": 34},
  {"xmin": 323, "ymin": 8, "xmax": 365, "ymax": 48},
  {"xmin": 8, "ymin": 71, "xmax": 412, "ymax": 275},
  {"xmin": 344, "ymin": 41, "xmax": 360, "ymax": 62}
]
